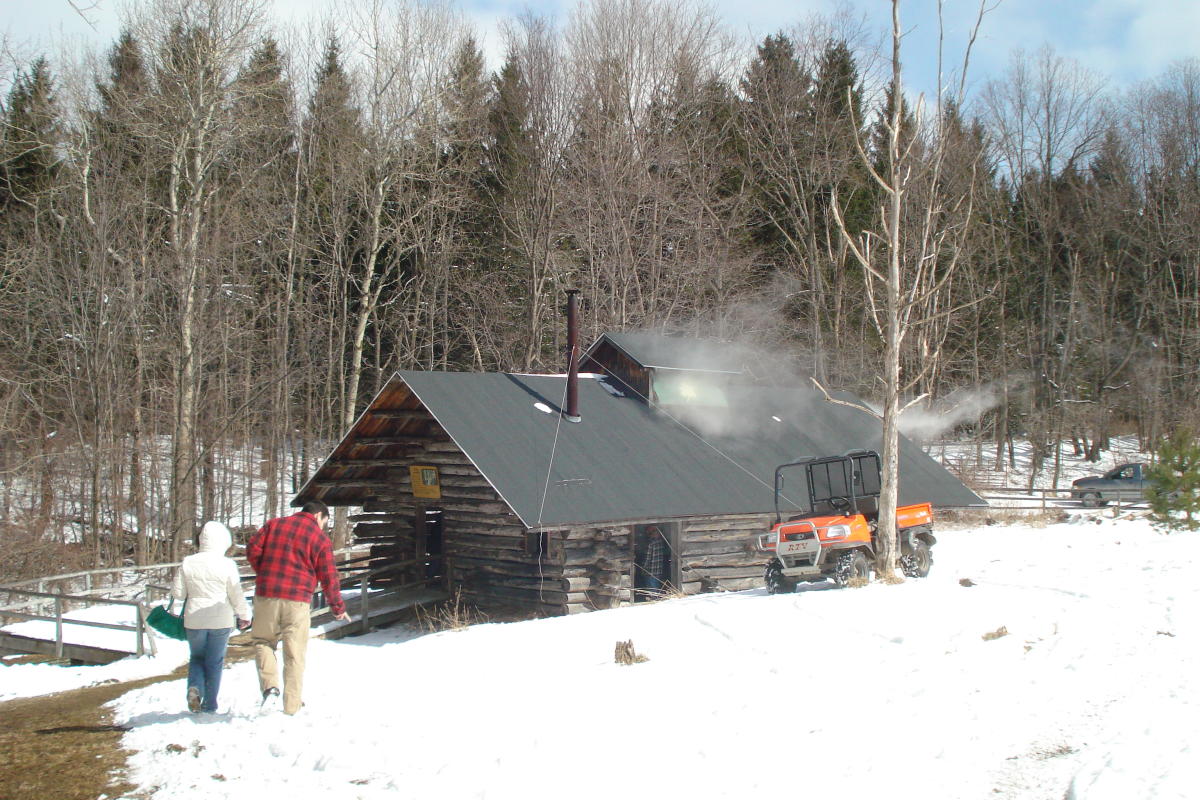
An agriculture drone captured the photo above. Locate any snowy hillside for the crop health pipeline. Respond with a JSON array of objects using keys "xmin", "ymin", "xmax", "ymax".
[{"xmin": 86, "ymin": 516, "xmax": 1197, "ymax": 800}]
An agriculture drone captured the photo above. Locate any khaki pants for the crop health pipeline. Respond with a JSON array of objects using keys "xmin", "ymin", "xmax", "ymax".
[{"xmin": 251, "ymin": 597, "xmax": 310, "ymax": 715}]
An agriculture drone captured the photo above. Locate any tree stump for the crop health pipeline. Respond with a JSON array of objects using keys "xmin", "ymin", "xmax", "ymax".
[{"xmin": 614, "ymin": 639, "xmax": 648, "ymax": 665}]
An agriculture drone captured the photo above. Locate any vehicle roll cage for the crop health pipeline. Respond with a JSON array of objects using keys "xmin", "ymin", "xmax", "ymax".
[{"xmin": 773, "ymin": 449, "xmax": 882, "ymax": 525}]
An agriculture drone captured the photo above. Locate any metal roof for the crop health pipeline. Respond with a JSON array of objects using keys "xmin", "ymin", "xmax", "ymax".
[
  {"xmin": 586, "ymin": 331, "xmax": 752, "ymax": 374},
  {"xmin": 298, "ymin": 370, "xmax": 984, "ymax": 529}
]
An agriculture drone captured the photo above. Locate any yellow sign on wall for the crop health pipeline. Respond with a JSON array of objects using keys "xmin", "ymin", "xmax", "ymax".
[{"xmin": 409, "ymin": 465, "xmax": 442, "ymax": 499}]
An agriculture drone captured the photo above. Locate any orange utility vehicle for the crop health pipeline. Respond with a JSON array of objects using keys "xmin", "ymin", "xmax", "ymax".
[{"xmin": 757, "ymin": 450, "xmax": 936, "ymax": 593}]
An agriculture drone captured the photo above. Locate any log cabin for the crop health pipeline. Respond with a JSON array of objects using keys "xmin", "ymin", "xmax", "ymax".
[{"xmin": 295, "ymin": 311, "xmax": 983, "ymax": 616}]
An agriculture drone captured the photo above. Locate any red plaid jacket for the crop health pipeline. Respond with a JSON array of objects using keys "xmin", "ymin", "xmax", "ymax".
[{"xmin": 247, "ymin": 511, "xmax": 345, "ymax": 616}]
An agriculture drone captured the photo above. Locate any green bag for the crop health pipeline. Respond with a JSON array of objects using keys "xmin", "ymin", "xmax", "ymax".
[{"xmin": 147, "ymin": 597, "xmax": 187, "ymax": 640}]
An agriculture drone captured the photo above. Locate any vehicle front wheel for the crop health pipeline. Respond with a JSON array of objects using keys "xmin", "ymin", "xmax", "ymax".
[
  {"xmin": 765, "ymin": 561, "xmax": 796, "ymax": 594},
  {"xmin": 902, "ymin": 540, "xmax": 932, "ymax": 578},
  {"xmin": 834, "ymin": 550, "xmax": 870, "ymax": 587},
  {"xmin": 1079, "ymin": 491, "xmax": 1105, "ymax": 508}
]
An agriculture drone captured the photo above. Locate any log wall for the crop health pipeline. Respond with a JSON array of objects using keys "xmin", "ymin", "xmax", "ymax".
[
  {"xmin": 555, "ymin": 513, "xmax": 772, "ymax": 613},
  {"xmin": 561, "ymin": 526, "xmax": 633, "ymax": 614},
  {"xmin": 678, "ymin": 514, "xmax": 772, "ymax": 593},
  {"xmin": 350, "ymin": 437, "xmax": 772, "ymax": 615},
  {"xmin": 358, "ymin": 438, "xmax": 567, "ymax": 616}
]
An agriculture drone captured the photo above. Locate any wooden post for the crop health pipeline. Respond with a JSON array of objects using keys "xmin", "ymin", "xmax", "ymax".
[
  {"xmin": 135, "ymin": 603, "xmax": 145, "ymax": 657},
  {"xmin": 54, "ymin": 596, "xmax": 64, "ymax": 660}
]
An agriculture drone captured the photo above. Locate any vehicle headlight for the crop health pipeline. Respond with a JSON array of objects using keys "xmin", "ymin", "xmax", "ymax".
[{"xmin": 823, "ymin": 525, "xmax": 850, "ymax": 540}]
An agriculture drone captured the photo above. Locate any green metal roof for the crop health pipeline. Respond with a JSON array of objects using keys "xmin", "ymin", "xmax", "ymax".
[{"xmin": 383, "ymin": 370, "xmax": 983, "ymax": 529}]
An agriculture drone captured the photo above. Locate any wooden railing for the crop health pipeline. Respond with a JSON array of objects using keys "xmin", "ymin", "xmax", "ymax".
[
  {"xmin": 0, "ymin": 588, "xmax": 152, "ymax": 659},
  {"xmin": 313, "ymin": 554, "xmax": 444, "ymax": 635},
  {"xmin": 0, "ymin": 546, "xmax": 438, "ymax": 660}
]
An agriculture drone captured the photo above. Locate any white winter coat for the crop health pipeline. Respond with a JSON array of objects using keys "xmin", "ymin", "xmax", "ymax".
[{"xmin": 171, "ymin": 521, "xmax": 251, "ymax": 630}]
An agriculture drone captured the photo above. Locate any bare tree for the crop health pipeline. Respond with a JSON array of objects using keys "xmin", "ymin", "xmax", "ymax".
[
  {"xmin": 980, "ymin": 46, "xmax": 1107, "ymax": 479},
  {"xmin": 827, "ymin": 0, "xmax": 990, "ymax": 580},
  {"xmin": 129, "ymin": 0, "xmax": 266, "ymax": 556},
  {"xmin": 489, "ymin": 11, "xmax": 573, "ymax": 370},
  {"xmin": 561, "ymin": 0, "xmax": 745, "ymax": 342}
]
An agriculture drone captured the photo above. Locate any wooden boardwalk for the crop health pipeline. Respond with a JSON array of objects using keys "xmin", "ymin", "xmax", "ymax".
[
  {"xmin": 314, "ymin": 585, "xmax": 450, "ymax": 640},
  {"xmin": 0, "ymin": 631, "xmax": 136, "ymax": 665}
]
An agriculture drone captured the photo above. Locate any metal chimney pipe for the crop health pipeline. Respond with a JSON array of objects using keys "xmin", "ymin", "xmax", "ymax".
[{"xmin": 565, "ymin": 289, "xmax": 581, "ymax": 423}]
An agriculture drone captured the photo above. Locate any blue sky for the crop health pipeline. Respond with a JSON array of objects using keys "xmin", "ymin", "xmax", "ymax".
[{"xmin": 5, "ymin": 0, "xmax": 1199, "ymax": 101}]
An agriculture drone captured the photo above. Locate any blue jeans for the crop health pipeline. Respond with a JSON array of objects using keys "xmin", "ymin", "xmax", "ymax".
[{"xmin": 186, "ymin": 627, "xmax": 232, "ymax": 712}]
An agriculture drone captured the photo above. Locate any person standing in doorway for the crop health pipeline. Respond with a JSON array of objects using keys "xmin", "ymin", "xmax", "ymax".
[
  {"xmin": 247, "ymin": 500, "xmax": 349, "ymax": 715},
  {"xmin": 172, "ymin": 520, "xmax": 251, "ymax": 714},
  {"xmin": 635, "ymin": 524, "xmax": 670, "ymax": 598}
]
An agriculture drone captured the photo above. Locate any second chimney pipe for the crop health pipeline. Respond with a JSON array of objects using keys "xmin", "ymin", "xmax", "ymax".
[{"xmin": 565, "ymin": 289, "xmax": 581, "ymax": 422}]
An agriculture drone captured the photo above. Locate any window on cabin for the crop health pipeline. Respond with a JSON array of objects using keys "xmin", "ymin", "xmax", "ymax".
[{"xmin": 651, "ymin": 372, "xmax": 728, "ymax": 407}]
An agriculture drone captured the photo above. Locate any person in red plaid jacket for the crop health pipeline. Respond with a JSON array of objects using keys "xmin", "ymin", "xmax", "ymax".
[{"xmin": 247, "ymin": 500, "xmax": 349, "ymax": 714}]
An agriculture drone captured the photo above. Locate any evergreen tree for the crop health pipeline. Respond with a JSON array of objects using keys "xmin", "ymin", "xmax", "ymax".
[
  {"xmin": 488, "ymin": 53, "xmax": 532, "ymax": 197},
  {"xmin": 1147, "ymin": 429, "xmax": 1200, "ymax": 531},
  {"xmin": 98, "ymin": 30, "xmax": 148, "ymax": 121},
  {"xmin": 300, "ymin": 33, "xmax": 362, "ymax": 287},
  {"xmin": 0, "ymin": 57, "xmax": 61, "ymax": 212},
  {"xmin": 304, "ymin": 35, "xmax": 361, "ymax": 196},
  {"xmin": 236, "ymin": 37, "xmax": 294, "ymax": 157},
  {"xmin": 441, "ymin": 36, "xmax": 497, "ymax": 367},
  {"xmin": 444, "ymin": 36, "xmax": 494, "ymax": 264},
  {"xmin": 297, "ymin": 32, "xmax": 363, "ymax": 408},
  {"xmin": 738, "ymin": 33, "xmax": 811, "ymax": 256},
  {"xmin": 811, "ymin": 38, "xmax": 871, "ymax": 237}
]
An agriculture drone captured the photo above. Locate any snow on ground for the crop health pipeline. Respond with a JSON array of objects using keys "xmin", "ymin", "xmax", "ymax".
[
  {"xmin": 88, "ymin": 514, "xmax": 1197, "ymax": 800},
  {"xmin": 0, "ymin": 646, "xmax": 187, "ymax": 703},
  {"xmin": 0, "ymin": 604, "xmax": 190, "ymax": 701},
  {"xmin": 3, "ymin": 434, "xmax": 1194, "ymax": 798}
]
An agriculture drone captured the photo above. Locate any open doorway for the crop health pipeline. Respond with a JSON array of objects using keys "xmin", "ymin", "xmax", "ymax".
[
  {"xmin": 633, "ymin": 523, "xmax": 678, "ymax": 602},
  {"xmin": 415, "ymin": 508, "xmax": 444, "ymax": 586}
]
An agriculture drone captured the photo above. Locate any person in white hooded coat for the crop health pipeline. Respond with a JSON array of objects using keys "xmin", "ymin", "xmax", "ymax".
[{"xmin": 171, "ymin": 521, "xmax": 251, "ymax": 713}]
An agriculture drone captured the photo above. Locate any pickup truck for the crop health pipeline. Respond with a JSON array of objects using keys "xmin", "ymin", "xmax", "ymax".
[{"xmin": 1071, "ymin": 463, "xmax": 1149, "ymax": 507}]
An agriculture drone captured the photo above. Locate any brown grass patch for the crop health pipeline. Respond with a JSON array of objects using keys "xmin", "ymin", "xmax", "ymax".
[
  {"xmin": 415, "ymin": 588, "xmax": 489, "ymax": 632},
  {"xmin": 0, "ymin": 638, "xmax": 255, "ymax": 800},
  {"xmin": 0, "ymin": 664, "xmax": 185, "ymax": 800}
]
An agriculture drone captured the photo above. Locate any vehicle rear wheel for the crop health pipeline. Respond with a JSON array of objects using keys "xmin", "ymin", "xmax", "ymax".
[
  {"xmin": 765, "ymin": 560, "xmax": 796, "ymax": 594},
  {"xmin": 902, "ymin": 540, "xmax": 932, "ymax": 578},
  {"xmin": 1080, "ymin": 491, "xmax": 1104, "ymax": 508},
  {"xmin": 834, "ymin": 550, "xmax": 870, "ymax": 587}
]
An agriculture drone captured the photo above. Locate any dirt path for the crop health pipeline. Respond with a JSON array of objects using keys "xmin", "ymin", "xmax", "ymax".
[
  {"xmin": 0, "ymin": 641, "xmax": 254, "ymax": 800},
  {"xmin": 0, "ymin": 665, "xmax": 184, "ymax": 800}
]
